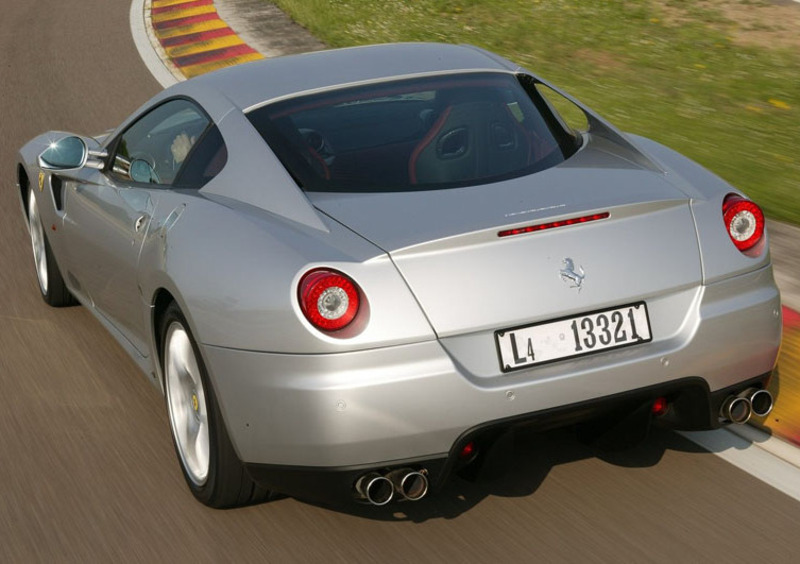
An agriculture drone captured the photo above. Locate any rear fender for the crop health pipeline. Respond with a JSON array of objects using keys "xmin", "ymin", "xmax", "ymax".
[
  {"xmin": 137, "ymin": 193, "xmax": 435, "ymax": 357},
  {"xmin": 627, "ymin": 134, "xmax": 772, "ymax": 283}
]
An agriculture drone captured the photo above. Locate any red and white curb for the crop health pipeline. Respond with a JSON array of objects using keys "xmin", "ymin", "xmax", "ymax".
[
  {"xmin": 131, "ymin": 0, "xmax": 181, "ymax": 87},
  {"xmin": 131, "ymin": 0, "xmax": 265, "ymax": 86}
]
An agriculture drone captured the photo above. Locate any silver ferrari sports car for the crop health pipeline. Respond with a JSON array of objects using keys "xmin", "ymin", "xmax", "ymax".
[{"xmin": 17, "ymin": 43, "xmax": 781, "ymax": 508}]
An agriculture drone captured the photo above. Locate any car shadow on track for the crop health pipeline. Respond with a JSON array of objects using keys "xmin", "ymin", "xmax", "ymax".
[{"xmin": 294, "ymin": 424, "xmax": 709, "ymax": 522}]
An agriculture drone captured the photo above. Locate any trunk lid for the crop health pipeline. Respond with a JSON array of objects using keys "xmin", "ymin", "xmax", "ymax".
[{"xmin": 310, "ymin": 139, "xmax": 701, "ymax": 337}]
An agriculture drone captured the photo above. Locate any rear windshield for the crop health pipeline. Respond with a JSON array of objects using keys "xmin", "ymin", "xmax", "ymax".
[{"xmin": 246, "ymin": 72, "xmax": 580, "ymax": 193}]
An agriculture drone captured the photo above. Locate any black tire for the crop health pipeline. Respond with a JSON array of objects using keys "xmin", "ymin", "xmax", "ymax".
[
  {"xmin": 27, "ymin": 188, "xmax": 75, "ymax": 307},
  {"xmin": 160, "ymin": 302, "xmax": 270, "ymax": 508}
]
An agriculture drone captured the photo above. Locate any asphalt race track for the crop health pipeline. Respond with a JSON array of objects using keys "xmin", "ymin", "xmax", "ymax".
[{"xmin": 1, "ymin": 1, "xmax": 799, "ymax": 561}]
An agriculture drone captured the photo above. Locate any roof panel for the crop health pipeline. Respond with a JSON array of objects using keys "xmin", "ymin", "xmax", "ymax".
[{"xmin": 177, "ymin": 43, "xmax": 517, "ymax": 110}]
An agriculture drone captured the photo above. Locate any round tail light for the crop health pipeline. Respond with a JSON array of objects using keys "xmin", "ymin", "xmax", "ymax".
[
  {"xmin": 722, "ymin": 193, "xmax": 764, "ymax": 253},
  {"xmin": 299, "ymin": 269, "xmax": 360, "ymax": 332}
]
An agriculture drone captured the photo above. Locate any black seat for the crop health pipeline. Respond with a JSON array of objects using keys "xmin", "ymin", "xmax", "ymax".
[{"xmin": 408, "ymin": 101, "xmax": 532, "ymax": 185}]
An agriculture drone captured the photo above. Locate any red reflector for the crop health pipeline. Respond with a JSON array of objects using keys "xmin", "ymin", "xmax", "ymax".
[
  {"xmin": 651, "ymin": 397, "xmax": 669, "ymax": 416},
  {"xmin": 498, "ymin": 212, "xmax": 610, "ymax": 238},
  {"xmin": 459, "ymin": 441, "xmax": 476, "ymax": 460}
]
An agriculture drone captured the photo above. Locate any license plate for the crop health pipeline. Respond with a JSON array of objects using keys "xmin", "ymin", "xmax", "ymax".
[{"xmin": 495, "ymin": 302, "xmax": 652, "ymax": 372}]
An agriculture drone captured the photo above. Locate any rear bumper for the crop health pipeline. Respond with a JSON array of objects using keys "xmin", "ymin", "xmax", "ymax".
[
  {"xmin": 242, "ymin": 373, "xmax": 771, "ymax": 506},
  {"xmin": 202, "ymin": 264, "xmax": 781, "ymax": 471}
]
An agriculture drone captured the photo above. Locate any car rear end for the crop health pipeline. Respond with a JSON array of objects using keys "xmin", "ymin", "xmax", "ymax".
[{"xmin": 207, "ymin": 68, "xmax": 781, "ymax": 505}]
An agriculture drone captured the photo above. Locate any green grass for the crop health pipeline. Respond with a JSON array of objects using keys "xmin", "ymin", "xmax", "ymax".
[{"xmin": 270, "ymin": 0, "xmax": 800, "ymax": 224}]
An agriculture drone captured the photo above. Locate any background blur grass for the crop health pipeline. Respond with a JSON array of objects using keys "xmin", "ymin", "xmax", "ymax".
[{"xmin": 269, "ymin": 0, "xmax": 800, "ymax": 224}]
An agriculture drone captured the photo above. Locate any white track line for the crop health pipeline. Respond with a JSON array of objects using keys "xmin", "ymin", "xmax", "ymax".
[
  {"xmin": 129, "ymin": 0, "xmax": 180, "ymax": 88},
  {"xmin": 727, "ymin": 424, "xmax": 800, "ymax": 468},
  {"xmin": 680, "ymin": 428, "xmax": 800, "ymax": 503}
]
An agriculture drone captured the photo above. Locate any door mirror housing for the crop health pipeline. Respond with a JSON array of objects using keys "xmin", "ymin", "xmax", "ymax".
[
  {"xmin": 38, "ymin": 135, "xmax": 107, "ymax": 171},
  {"xmin": 129, "ymin": 159, "xmax": 160, "ymax": 184}
]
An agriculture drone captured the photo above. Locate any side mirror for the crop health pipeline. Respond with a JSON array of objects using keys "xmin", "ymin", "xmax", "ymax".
[
  {"xmin": 39, "ymin": 136, "xmax": 87, "ymax": 169},
  {"xmin": 129, "ymin": 159, "xmax": 160, "ymax": 184},
  {"xmin": 38, "ymin": 135, "xmax": 107, "ymax": 171}
]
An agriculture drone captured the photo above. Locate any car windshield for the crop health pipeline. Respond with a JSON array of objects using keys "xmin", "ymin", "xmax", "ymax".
[{"xmin": 246, "ymin": 72, "xmax": 580, "ymax": 193}]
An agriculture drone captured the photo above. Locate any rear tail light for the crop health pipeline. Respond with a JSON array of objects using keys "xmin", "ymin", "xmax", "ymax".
[
  {"xmin": 722, "ymin": 193, "xmax": 764, "ymax": 253},
  {"xmin": 299, "ymin": 268, "xmax": 360, "ymax": 332}
]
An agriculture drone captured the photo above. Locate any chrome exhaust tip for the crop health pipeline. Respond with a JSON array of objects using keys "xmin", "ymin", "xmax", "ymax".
[
  {"xmin": 354, "ymin": 472, "xmax": 394, "ymax": 506},
  {"xmin": 720, "ymin": 394, "xmax": 752, "ymax": 424},
  {"xmin": 387, "ymin": 468, "xmax": 429, "ymax": 501},
  {"xmin": 747, "ymin": 388, "xmax": 774, "ymax": 418}
]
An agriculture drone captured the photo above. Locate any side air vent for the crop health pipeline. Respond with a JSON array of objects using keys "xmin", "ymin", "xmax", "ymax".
[{"xmin": 51, "ymin": 175, "xmax": 65, "ymax": 211}]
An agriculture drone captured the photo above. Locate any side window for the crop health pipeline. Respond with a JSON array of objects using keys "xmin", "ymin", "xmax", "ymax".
[
  {"xmin": 533, "ymin": 83, "xmax": 589, "ymax": 134},
  {"xmin": 173, "ymin": 126, "xmax": 228, "ymax": 189},
  {"xmin": 111, "ymin": 99, "xmax": 210, "ymax": 186}
]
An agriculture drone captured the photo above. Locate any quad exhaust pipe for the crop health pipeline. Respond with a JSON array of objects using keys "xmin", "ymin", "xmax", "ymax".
[
  {"xmin": 720, "ymin": 387, "xmax": 774, "ymax": 424},
  {"xmin": 354, "ymin": 473, "xmax": 394, "ymax": 506},
  {"xmin": 355, "ymin": 468, "xmax": 429, "ymax": 505},
  {"xmin": 387, "ymin": 468, "xmax": 429, "ymax": 501},
  {"xmin": 720, "ymin": 394, "xmax": 752, "ymax": 424},
  {"xmin": 747, "ymin": 388, "xmax": 774, "ymax": 417}
]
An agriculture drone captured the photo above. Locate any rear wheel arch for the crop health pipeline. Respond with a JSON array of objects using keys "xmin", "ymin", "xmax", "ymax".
[
  {"xmin": 151, "ymin": 288, "xmax": 211, "ymax": 388},
  {"xmin": 152, "ymin": 288, "xmax": 177, "ymax": 381},
  {"xmin": 158, "ymin": 298, "xmax": 271, "ymax": 507}
]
